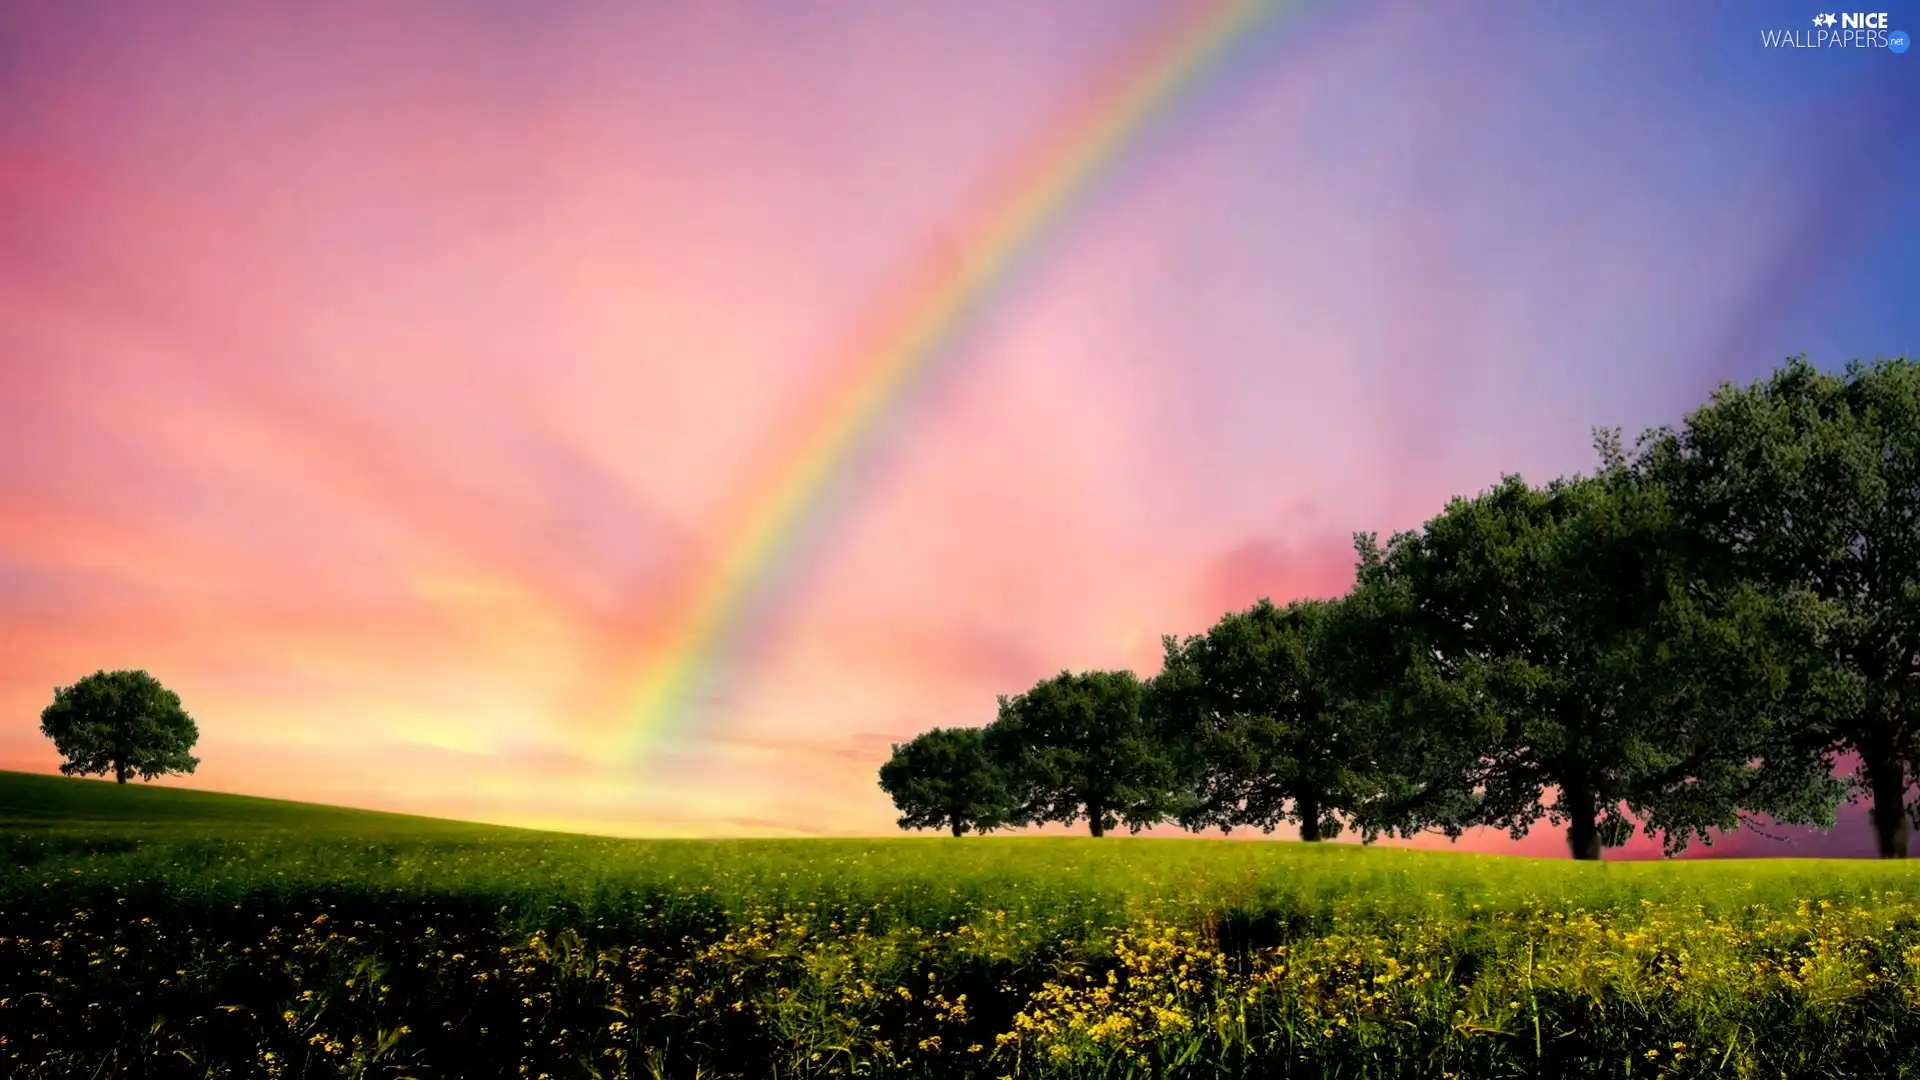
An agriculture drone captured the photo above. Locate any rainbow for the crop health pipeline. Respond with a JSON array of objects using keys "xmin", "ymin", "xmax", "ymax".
[{"xmin": 621, "ymin": 0, "xmax": 1292, "ymax": 763}]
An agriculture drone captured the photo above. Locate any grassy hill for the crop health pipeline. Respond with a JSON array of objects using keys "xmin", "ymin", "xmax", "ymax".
[
  {"xmin": 0, "ymin": 768, "xmax": 527, "ymax": 835},
  {"xmin": 4, "ymin": 765, "xmax": 1918, "ymax": 924},
  {"xmin": 10, "ymin": 769, "xmax": 1920, "ymax": 1077}
]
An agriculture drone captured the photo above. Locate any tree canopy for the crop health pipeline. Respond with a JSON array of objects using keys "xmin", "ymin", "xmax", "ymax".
[
  {"xmin": 877, "ymin": 726, "xmax": 1013, "ymax": 837},
  {"xmin": 875, "ymin": 355, "xmax": 1915, "ymax": 859},
  {"xmin": 1347, "ymin": 446, "xmax": 1841, "ymax": 858},
  {"xmin": 1155, "ymin": 597, "xmax": 1366, "ymax": 841},
  {"xmin": 40, "ymin": 669, "xmax": 201, "ymax": 785},
  {"xmin": 1643, "ymin": 356, "xmax": 1920, "ymax": 856},
  {"xmin": 988, "ymin": 670, "xmax": 1182, "ymax": 837}
]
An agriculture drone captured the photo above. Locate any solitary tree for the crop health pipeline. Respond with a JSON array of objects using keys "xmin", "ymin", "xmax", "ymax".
[
  {"xmin": 40, "ymin": 669, "xmax": 200, "ymax": 784},
  {"xmin": 877, "ymin": 726, "xmax": 1013, "ymax": 836},
  {"xmin": 1642, "ymin": 356, "xmax": 1920, "ymax": 857},
  {"xmin": 1155, "ymin": 597, "xmax": 1369, "ymax": 841},
  {"xmin": 1356, "ymin": 448, "xmax": 1842, "ymax": 859},
  {"xmin": 988, "ymin": 670, "xmax": 1182, "ymax": 837}
]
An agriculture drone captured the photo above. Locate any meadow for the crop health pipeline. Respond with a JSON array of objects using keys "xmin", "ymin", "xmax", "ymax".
[{"xmin": 8, "ymin": 773, "xmax": 1920, "ymax": 1078}]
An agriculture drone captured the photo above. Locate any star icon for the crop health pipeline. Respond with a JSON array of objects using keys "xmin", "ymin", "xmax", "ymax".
[{"xmin": 1813, "ymin": 13, "xmax": 1825, "ymax": 25}]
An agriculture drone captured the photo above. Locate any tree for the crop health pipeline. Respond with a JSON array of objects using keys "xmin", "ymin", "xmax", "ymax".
[
  {"xmin": 988, "ymin": 670, "xmax": 1182, "ymax": 837},
  {"xmin": 40, "ymin": 669, "xmax": 200, "ymax": 784},
  {"xmin": 1155, "ymin": 597, "xmax": 1369, "ymax": 841},
  {"xmin": 877, "ymin": 726, "xmax": 1013, "ymax": 836},
  {"xmin": 1641, "ymin": 356, "xmax": 1920, "ymax": 856},
  {"xmin": 1355, "ymin": 445, "xmax": 1842, "ymax": 859},
  {"xmin": 1306, "ymin": 546, "xmax": 1485, "ymax": 846}
]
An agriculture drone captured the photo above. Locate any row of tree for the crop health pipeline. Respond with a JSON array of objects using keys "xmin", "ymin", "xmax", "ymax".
[{"xmin": 878, "ymin": 357, "xmax": 1920, "ymax": 859}]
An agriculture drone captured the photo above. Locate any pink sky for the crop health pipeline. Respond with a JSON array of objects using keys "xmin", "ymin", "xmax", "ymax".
[{"xmin": 2, "ymin": 0, "xmax": 1914, "ymax": 853}]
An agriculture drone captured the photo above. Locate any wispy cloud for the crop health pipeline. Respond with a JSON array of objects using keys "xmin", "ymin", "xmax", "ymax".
[{"xmin": 1, "ymin": 0, "xmax": 1914, "ymax": 850}]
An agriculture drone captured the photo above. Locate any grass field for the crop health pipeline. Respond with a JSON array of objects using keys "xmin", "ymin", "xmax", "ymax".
[{"xmin": 7, "ymin": 772, "xmax": 1920, "ymax": 1078}]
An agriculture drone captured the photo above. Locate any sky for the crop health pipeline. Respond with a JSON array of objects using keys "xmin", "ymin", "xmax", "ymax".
[{"xmin": 1, "ymin": 0, "xmax": 1916, "ymax": 854}]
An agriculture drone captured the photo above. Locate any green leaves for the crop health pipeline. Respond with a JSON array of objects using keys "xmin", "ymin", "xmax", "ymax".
[
  {"xmin": 988, "ymin": 670, "xmax": 1182, "ymax": 837},
  {"xmin": 1155, "ymin": 598, "xmax": 1358, "ymax": 840},
  {"xmin": 1353, "ymin": 453, "xmax": 1839, "ymax": 858},
  {"xmin": 874, "ymin": 355, "xmax": 1915, "ymax": 859},
  {"xmin": 39, "ymin": 669, "xmax": 200, "ymax": 785},
  {"xmin": 1648, "ymin": 356, "xmax": 1920, "ymax": 856},
  {"xmin": 877, "ymin": 727, "xmax": 1013, "ymax": 837}
]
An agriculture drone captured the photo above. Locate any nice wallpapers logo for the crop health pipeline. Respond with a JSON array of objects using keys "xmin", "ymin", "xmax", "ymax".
[{"xmin": 1762, "ymin": 11, "xmax": 1909, "ymax": 49}]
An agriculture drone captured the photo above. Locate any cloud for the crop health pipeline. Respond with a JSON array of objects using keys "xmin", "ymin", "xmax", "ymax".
[
  {"xmin": 0, "ymin": 0, "xmax": 1912, "ymax": 850},
  {"xmin": 1192, "ymin": 534, "xmax": 1360, "ymax": 624}
]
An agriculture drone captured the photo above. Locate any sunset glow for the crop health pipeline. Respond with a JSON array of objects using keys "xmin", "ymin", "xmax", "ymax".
[{"xmin": 2, "ymin": 0, "xmax": 1916, "ymax": 850}]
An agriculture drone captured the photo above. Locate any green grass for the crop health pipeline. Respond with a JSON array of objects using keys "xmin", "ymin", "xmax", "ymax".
[
  {"xmin": 0, "ymin": 769, "xmax": 519, "ymax": 835},
  {"xmin": 2, "ymin": 769, "xmax": 1909, "ymax": 926},
  {"xmin": 9, "ymin": 769, "xmax": 1920, "ymax": 1079}
]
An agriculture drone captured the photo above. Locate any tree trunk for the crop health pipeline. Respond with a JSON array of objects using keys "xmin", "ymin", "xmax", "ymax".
[
  {"xmin": 1087, "ymin": 800, "xmax": 1105, "ymax": 837},
  {"xmin": 1563, "ymin": 777, "xmax": 1602, "ymax": 861},
  {"xmin": 1865, "ymin": 752, "xmax": 1911, "ymax": 859},
  {"xmin": 1296, "ymin": 792, "xmax": 1323, "ymax": 842},
  {"xmin": 114, "ymin": 761, "xmax": 128, "ymax": 785},
  {"xmin": 950, "ymin": 819, "xmax": 964, "ymax": 838}
]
